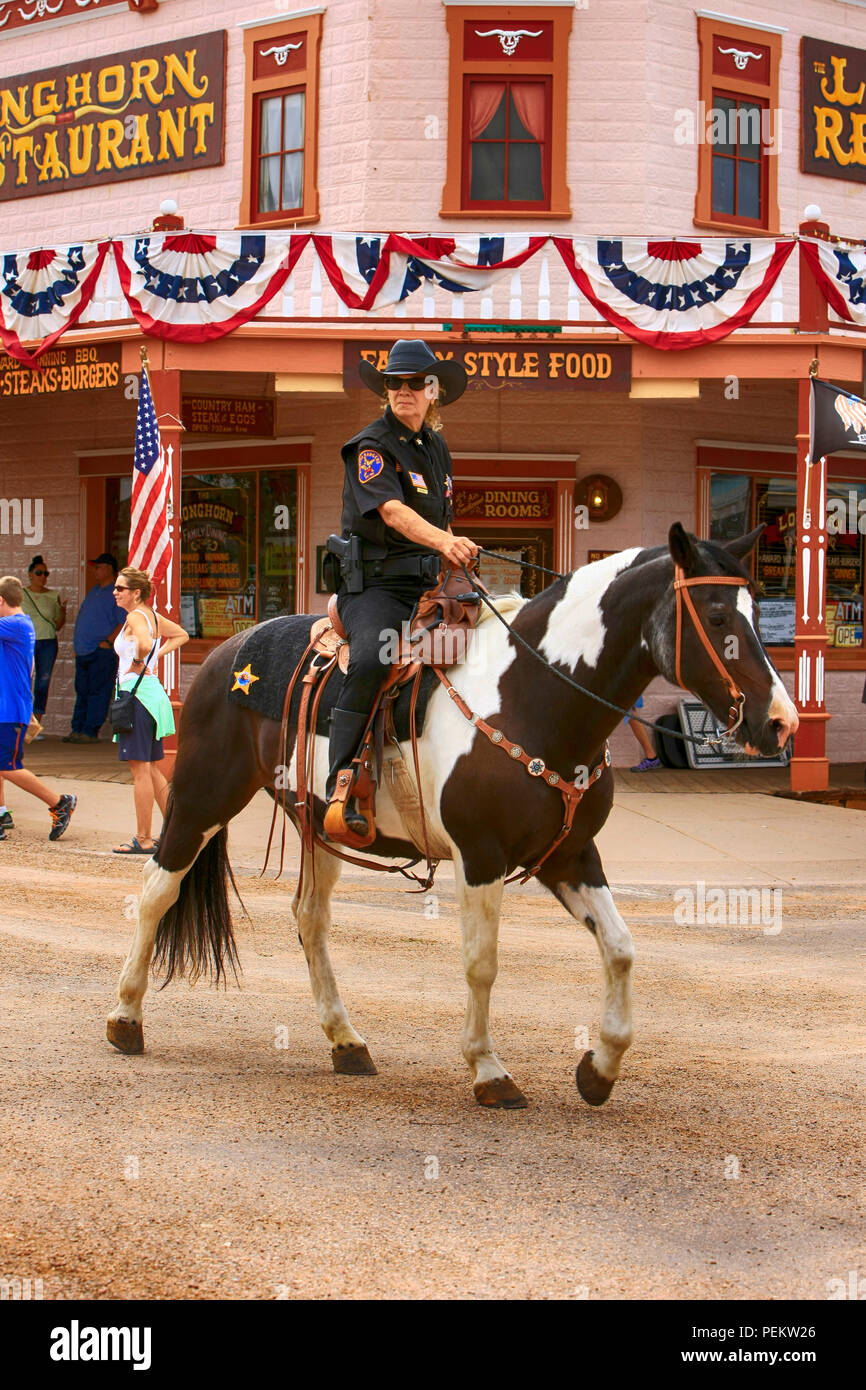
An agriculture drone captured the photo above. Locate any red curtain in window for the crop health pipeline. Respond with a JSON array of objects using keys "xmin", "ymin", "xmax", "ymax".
[
  {"xmin": 511, "ymin": 83, "xmax": 546, "ymax": 141},
  {"xmin": 468, "ymin": 82, "xmax": 506, "ymax": 138}
]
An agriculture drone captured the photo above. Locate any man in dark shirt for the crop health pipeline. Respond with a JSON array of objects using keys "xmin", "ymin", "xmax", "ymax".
[
  {"xmin": 325, "ymin": 339, "xmax": 479, "ymax": 843},
  {"xmin": 63, "ymin": 552, "xmax": 125, "ymax": 743}
]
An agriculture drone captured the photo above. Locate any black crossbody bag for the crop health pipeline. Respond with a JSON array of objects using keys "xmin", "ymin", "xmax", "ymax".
[{"xmin": 109, "ymin": 641, "xmax": 157, "ymax": 733}]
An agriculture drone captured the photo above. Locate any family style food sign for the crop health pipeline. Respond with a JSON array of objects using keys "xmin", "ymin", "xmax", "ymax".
[
  {"xmin": 802, "ymin": 35, "xmax": 866, "ymax": 182},
  {"xmin": 344, "ymin": 342, "xmax": 631, "ymax": 391},
  {"xmin": 0, "ymin": 29, "xmax": 226, "ymax": 200}
]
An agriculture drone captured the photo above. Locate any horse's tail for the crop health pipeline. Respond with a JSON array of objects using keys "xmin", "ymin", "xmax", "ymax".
[{"xmin": 152, "ymin": 815, "xmax": 243, "ymax": 988}]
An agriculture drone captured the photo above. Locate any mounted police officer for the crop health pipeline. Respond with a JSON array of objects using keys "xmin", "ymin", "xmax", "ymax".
[{"xmin": 324, "ymin": 339, "xmax": 478, "ymax": 843}]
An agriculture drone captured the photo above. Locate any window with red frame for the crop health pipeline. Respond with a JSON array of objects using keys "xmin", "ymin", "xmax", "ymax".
[
  {"xmin": 462, "ymin": 77, "xmax": 550, "ymax": 208},
  {"xmin": 253, "ymin": 89, "xmax": 305, "ymax": 220},
  {"xmin": 710, "ymin": 93, "xmax": 767, "ymax": 225}
]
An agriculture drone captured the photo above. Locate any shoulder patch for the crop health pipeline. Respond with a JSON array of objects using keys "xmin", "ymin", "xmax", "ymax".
[{"xmin": 358, "ymin": 448, "xmax": 385, "ymax": 484}]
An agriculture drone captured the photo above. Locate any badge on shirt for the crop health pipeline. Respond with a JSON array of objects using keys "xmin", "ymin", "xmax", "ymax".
[
  {"xmin": 444, "ymin": 473, "xmax": 453, "ymax": 501},
  {"xmin": 408, "ymin": 470, "xmax": 428, "ymax": 494},
  {"xmin": 358, "ymin": 449, "xmax": 384, "ymax": 484}
]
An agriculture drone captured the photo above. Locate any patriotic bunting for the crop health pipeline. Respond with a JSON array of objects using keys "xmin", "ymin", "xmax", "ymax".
[
  {"xmin": 112, "ymin": 231, "xmax": 310, "ymax": 341},
  {"xmin": 313, "ymin": 233, "xmax": 546, "ymax": 312},
  {"xmin": 800, "ymin": 239, "xmax": 866, "ymax": 327},
  {"xmin": 554, "ymin": 236, "xmax": 794, "ymax": 350},
  {"xmin": 5, "ymin": 229, "xmax": 864, "ymax": 355},
  {"xmin": 0, "ymin": 240, "xmax": 108, "ymax": 365}
]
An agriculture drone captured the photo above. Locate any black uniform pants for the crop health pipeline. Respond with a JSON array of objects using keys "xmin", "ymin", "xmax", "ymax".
[{"xmin": 336, "ymin": 582, "xmax": 425, "ymax": 715}]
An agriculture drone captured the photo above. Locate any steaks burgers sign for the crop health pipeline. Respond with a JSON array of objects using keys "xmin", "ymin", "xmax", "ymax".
[{"xmin": 0, "ymin": 29, "xmax": 226, "ymax": 200}]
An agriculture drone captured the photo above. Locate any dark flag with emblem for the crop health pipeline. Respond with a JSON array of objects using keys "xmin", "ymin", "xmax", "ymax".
[
  {"xmin": 129, "ymin": 366, "xmax": 172, "ymax": 588},
  {"xmin": 809, "ymin": 377, "xmax": 866, "ymax": 461}
]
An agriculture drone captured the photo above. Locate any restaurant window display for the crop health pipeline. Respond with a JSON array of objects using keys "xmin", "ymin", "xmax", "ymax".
[
  {"xmin": 104, "ymin": 467, "xmax": 298, "ymax": 640},
  {"xmin": 709, "ymin": 472, "xmax": 865, "ymax": 650},
  {"xmin": 180, "ymin": 470, "xmax": 298, "ymax": 639}
]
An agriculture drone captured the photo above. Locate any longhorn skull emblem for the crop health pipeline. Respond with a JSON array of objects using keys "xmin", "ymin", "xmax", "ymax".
[
  {"xmin": 260, "ymin": 41, "xmax": 304, "ymax": 66},
  {"xmin": 717, "ymin": 47, "xmax": 763, "ymax": 71},
  {"xmin": 17, "ymin": 0, "xmax": 65, "ymax": 20},
  {"xmin": 474, "ymin": 27, "xmax": 543, "ymax": 56}
]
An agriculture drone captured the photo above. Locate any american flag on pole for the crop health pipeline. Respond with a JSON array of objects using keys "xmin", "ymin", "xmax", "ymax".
[{"xmin": 129, "ymin": 366, "xmax": 172, "ymax": 589}]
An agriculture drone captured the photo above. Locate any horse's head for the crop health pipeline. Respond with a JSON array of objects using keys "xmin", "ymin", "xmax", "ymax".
[{"xmin": 646, "ymin": 523, "xmax": 798, "ymax": 756}]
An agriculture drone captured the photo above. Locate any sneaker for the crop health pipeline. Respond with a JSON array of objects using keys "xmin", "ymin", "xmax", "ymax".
[
  {"xmin": 0, "ymin": 825, "xmax": 6, "ymax": 841},
  {"xmin": 0, "ymin": 810, "xmax": 13, "ymax": 828},
  {"xmin": 33, "ymin": 732, "xmax": 46, "ymax": 741},
  {"xmin": 630, "ymin": 756, "xmax": 662, "ymax": 773},
  {"xmin": 62, "ymin": 732, "xmax": 86, "ymax": 743},
  {"xmin": 48, "ymin": 793, "xmax": 77, "ymax": 841}
]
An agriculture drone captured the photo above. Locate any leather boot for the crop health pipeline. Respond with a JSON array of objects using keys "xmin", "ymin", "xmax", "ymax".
[{"xmin": 325, "ymin": 707, "xmax": 371, "ymax": 837}]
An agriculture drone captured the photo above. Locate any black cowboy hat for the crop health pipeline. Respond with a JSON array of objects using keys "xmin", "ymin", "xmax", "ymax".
[{"xmin": 358, "ymin": 338, "xmax": 467, "ymax": 405}]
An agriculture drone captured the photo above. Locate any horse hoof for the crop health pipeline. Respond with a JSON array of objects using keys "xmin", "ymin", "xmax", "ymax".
[
  {"xmin": 107, "ymin": 1017, "xmax": 144, "ymax": 1055},
  {"xmin": 576, "ymin": 1050, "xmax": 615, "ymax": 1106},
  {"xmin": 473, "ymin": 1076, "xmax": 528, "ymax": 1109},
  {"xmin": 331, "ymin": 1043, "xmax": 378, "ymax": 1076}
]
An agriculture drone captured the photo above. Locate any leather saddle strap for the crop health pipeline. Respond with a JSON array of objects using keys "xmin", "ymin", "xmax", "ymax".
[
  {"xmin": 674, "ymin": 568, "xmax": 747, "ymax": 707},
  {"xmin": 295, "ymin": 656, "xmax": 339, "ymax": 898},
  {"xmin": 432, "ymin": 667, "xmax": 609, "ymax": 885},
  {"xmin": 262, "ymin": 633, "xmax": 318, "ymax": 879},
  {"xmin": 408, "ymin": 666, "xmax": 436, "ymax": 883}
]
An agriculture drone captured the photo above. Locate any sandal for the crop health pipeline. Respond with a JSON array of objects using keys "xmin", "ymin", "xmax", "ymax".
[{"xmin": 113, "ymin": 837, "xmax": 157, "ymax": 855}]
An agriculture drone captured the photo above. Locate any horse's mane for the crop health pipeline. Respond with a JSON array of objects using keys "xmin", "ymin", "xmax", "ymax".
[{"xmin": 475, "ymin": 589, "xmax": 526, "ymax": 625}]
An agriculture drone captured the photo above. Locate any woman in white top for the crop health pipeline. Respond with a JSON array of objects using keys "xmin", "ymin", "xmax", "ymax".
[{"xmin": 111, "ymin": 566, "xmax": 188, "ymax": 855}]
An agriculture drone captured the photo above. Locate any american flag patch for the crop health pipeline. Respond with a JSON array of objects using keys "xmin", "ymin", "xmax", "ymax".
[{"xmin": 408, "ymin": 470, "xmax": 428, "ymax": 494}]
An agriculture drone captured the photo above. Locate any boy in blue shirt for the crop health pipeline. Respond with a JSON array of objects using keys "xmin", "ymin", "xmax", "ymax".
[{"xmin": 0, "ymin": 575, "xmax": 76, "ymax": 841}]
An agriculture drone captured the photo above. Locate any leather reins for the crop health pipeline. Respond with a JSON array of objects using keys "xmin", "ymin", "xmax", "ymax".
[{"xmin": 673, "ymin": 564, "xmax": 749, "ymax": 739}]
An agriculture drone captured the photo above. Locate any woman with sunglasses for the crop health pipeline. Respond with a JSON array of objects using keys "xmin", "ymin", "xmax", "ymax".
[
  {"xmin": 324, "ymin": 339, "xmax": 478, "ymax": 845},
  {"xmin": 21, "ymin": 556, "xmax": 66, "ymax": 730},
  {"xmin": 110, "ymin": 566, "xmax": 188, "ymax": 855}
]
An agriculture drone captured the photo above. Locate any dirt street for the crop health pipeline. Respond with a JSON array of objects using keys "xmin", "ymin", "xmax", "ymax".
[{"xmin": 1, "ymin": 787, "xmax": 863, "ymax": 1301}]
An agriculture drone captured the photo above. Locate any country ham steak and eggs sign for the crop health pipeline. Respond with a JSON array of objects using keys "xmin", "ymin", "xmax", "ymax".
[{"xmin": 0, "ymin": 30, "xmax": 226, "ymax": 200}]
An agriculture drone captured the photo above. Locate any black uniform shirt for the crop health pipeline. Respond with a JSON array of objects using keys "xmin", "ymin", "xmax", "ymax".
[{"xmin": 340, "ymin": 407, "xmax": 454, "ymax": 557}]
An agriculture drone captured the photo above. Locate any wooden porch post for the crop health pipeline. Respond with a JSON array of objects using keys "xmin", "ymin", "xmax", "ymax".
[{"xmin": 791, "ymin": 216, "xmax": 830, "ymax": 791}]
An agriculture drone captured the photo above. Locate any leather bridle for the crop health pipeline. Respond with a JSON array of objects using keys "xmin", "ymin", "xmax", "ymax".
[{"xmin": 673, "ymin": 565, "xmax": 750, "ymax": 739}]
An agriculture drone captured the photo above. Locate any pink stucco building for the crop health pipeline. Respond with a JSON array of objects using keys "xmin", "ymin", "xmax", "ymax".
[{"xmin": 1, "ymin": 0, "xmax": 864, "ymax": 770}]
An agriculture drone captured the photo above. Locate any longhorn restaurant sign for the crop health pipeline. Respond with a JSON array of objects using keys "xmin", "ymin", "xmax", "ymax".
[
  {"xmin": 802, "ymin": 35, "xmax": 866, "ymax": 182},
  {"xmin": 0, "ymin": 29, "xmax": 226, "ymax": 201}
]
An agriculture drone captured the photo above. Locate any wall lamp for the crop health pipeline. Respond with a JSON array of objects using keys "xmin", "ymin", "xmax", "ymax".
[{"xmin": 574, "ymin": 474, "xmax": 622, "ymax": 523}]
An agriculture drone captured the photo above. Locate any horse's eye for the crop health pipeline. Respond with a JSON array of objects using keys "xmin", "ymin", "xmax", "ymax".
[{"xmin": 707, "ymin": 610, "xmax": 727, "ymax": 628}]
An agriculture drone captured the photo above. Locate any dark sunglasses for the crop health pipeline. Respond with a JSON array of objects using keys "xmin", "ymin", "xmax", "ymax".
[
  {"xmin": 383, "ymin": 374, "xmax": 432, "ymax": 392},
  {"xmin": 32, "ymin": 569, "xmax": 49, "ymax": 576},
  {"xmin": 113, "ymin": 584, "xmax": 130, "ymax": 592}
]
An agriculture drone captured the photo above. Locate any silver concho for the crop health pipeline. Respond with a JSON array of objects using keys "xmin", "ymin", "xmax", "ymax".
[
  {"xmin": 547, "ymin": 772, "xmax": 560, "ymax": 785},
  {"xmin": 491, "ymin": 729, "xmax": 504, "ymax": 743},
  {"xmin": 509, "ymin": 744, "xmax": 523, "ymax": 758},
  {"xmin": 527, "ymin": 758, "xmax": 545, "ymax": 776},
  {"xmin": 604, "ymin": 747, "xmax": 612, "ymax": 766}
]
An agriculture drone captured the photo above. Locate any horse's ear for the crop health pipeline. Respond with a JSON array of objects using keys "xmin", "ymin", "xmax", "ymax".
[
  {"xmin": 668, "ymin": 522, "xmax": 698, "ymax": 575},
  {"xmin": 723, "ymin": 524, "xmax": 765, "ymax": 561}
]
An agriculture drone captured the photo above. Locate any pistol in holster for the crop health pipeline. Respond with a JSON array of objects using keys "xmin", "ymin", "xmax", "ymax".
[{"xmin": 324, "ymin": 534, "xmax": 365, "ymax": 593}]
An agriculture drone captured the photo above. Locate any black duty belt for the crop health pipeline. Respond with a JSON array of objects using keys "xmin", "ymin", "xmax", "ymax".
[{"xmin": 363, "ymin": 552, "xmax": 439, "ymax": 580}]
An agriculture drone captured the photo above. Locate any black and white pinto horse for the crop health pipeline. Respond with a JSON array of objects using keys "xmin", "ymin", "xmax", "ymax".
[{"xmin": 107, "ymin": 524, "xmax": 798, "ymax": 1109}]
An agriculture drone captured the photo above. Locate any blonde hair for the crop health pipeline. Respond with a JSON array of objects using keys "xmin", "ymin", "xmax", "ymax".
[
  {"xmin": 0, "ymin": 575, "xmax": 23, "ymax": 606},
  {"xmin": 118, "ymin": 566, "xmax": 152, "ymax": 602}
]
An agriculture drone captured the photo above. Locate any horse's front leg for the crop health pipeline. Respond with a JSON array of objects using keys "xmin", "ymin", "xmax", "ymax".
[
  {"xmin": 455, "ymin": 857, "xmax": 527, "ymax": 1109},
  {"xmin": 292, "ymin": 842, "xmax": 377, "ymax": 1076},
  {"xmin": 549, "ymin": 841, "xmax": 635, "ymax": 1106}
]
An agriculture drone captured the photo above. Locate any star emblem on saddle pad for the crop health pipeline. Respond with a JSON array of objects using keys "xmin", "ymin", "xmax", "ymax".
[{"xmin": 231, "ymin": 663, "xmax": 260, "ymax": 694}]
